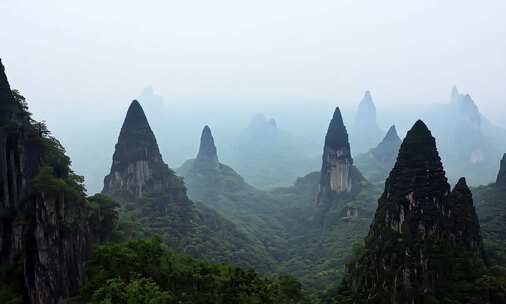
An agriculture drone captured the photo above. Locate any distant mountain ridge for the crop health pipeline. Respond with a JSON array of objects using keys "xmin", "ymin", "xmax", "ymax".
[
  {"xmin": 227, "ymin": 113, "xmax": 319, "ymax": 188},
  {"xmin": 422, "ymin": 86, "xmax": 506, "ymax": 185},
  {"xmin": 350, "ymin": 91, "xmax": 384, "ymax": 154},
  {"xmin": 354, "ymin": 125, "xmax": 402, "ymax": 183}
]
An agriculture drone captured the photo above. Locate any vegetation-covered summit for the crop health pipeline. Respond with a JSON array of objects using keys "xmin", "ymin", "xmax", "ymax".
[{"xmin": 329, "ymin": 120, "xmax": 505, "ymax": 304}]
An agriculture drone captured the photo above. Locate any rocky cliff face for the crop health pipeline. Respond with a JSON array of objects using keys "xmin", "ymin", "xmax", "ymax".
[
  {"xmin": 496, "ymin": 154, "xmax": 506, "ymax": 187},
  {"xmin": 316, "ymin": 107, "xmax": 367, "ymax": 206},
  {"xmin": 336, "ymin": 120, "xmax": 491, "ymax": 303},
  {"xmin": 196, "ymin": 125, "xmax": 218, "ymax": 163},
  {"xmin": 351, "ymin": 91, "xmax": 384, "ymax": 153},
  {"xmin": 0, "ymin": 59, "xmax": 94, "ymax": 304},
  {"xmin": 319, "ymin": 107, "xmax": 353, "ymax": 195}
]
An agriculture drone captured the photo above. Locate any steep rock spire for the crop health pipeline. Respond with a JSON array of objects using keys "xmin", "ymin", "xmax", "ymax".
[
  {"xmin": 449, "ymin": 177, "xmax": 484, "ymax": 251},
  {"xmin": 337, "ymin": 120, "xmax": 489, "ymax": 303},
  {"xmin": 354, "ymin": 90, "xmax": 376, "ymax": 125},
  {"xmin": 197, "ymin": 125, "xmax": 218, "ymax": 163},
  {"xmin": 371, "ymin": 125, "xmax": 402, "ymax": 166},
  {"xmin": 497, "ymin": 154, "xmax": 506, "ymax": 187},
  {"xmin": 351, "ymin": 90, "xmax": 383, "ymax": 153},
  {"xmin": 451, "ymin": 85, "xmax": 461, "ymax": 104},
  {"xmin": 324, "ymin": 107, "xmax": 350, "ymax": 151},
  {"xmin": 103, "ymin": 100, "xmax": 187, "ymax": 202},
  {"xmin": 318, "ymin": 107, "xmax": 353, "ymax": 203}
]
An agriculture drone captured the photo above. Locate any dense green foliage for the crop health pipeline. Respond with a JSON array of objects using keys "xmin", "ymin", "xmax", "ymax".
[
  {"xmin": 473, "ymin": 182, "xmax": 506, "ymax": 302},
  {"xmin": 271, "ymin": 172, "xmax": 380, "ymax": 295},
  {"xmin": 0, "ymin": 258, "xmax": 23, "ymax": 304},
  {"xmin": 0, "ymin": 90, "xmax": 121, "ymax": 303},
  {"xmin": 80, "ymin": 238, "xmax": 308, "ymax": 304},
  {"xmin": 179, "ymin": 158, "xmax": 381, "ymax": 297}
]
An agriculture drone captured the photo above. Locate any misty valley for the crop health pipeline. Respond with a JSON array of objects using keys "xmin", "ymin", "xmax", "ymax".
[{"xmin": 1, "ymin": 56, "xmax": 506, "ymax": 304}]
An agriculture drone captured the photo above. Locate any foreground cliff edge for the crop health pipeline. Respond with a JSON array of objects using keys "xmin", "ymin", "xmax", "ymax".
[{"xmin": 0, "ymin": 60, "xmax": 118, "ymax": 303}]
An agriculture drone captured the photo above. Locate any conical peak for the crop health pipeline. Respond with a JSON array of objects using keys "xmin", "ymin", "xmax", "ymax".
[
  {"xmin": 354, "ymin": 90, "xmax": 377, "ymax": 127},
  {"xmin": 453, "ymin": 177, "xmax": 471, "ymax": 194},
  {"xmin": 384, "ymin": 125, "xmax": 400, "ymax": 142},
  {"xmin": 332, "ymin": 106, "xmax": 344, "ymax": 124},
  {"xmin": 128, "ymin": 99, "xmax": 142, "ymax": 112},
  {"xmin": 390, "ymin": 119, "xmax": 446, "ymax": 187},
  {"xmin": 197, "ymin": 125, "xmax": 218, "ymax": 162},
  {"xmin": 497, "ymin": 153, "xmax": 506, "ymax": 187},
  {"xmin": 118, "ymin": 100, "xmax": 154, "ymax": 140},
  {"xmin": 357, "ymin": 90, "xmax": 376, "ymax": 111},
  {"xmin": 405, "ymin": 120, "xmax": 432, "ymax": 141},
  {"xmin": 363, "ymin": 90, "xmax": 373, "ymax": 102},
  {"xmin": 324, "ymin": 107, "xmax": 350, "ymax": 150},
  {"xmin": 115, "ymin": 100, "xmax": 160, "ymax": 158}
]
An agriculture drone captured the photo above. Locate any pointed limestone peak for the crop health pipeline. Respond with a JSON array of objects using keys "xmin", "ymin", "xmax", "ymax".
[
  {"xmin": 371, "ymin": 125, "xmax": 402, "ymax": 164},
  {"xmin": 453, "ymin": 177, "xmax": 472, "ymax": 195},
  {"xmin": 318, "ymin": 107, "xmax": 354, "ymax": 199},
  {"xmin": 324, "ymin": 107, "xmax": 350, "ymax": 151},
  {"xmin": 383, "ymin": 125, "xmax": 401, "ymax": 143},
  {"xmin": 112, "ymin": 100, "xmax": 161, "ymax": 167},
  {"xmin": 197, "ymin": 125, "xmax": 218, "ymax": 163},
  {"xmin": 497, "ymin": 153, "xmax": 506, "ymax": 187},
  {"xmin": 355, "ymin": 90, "xmax": 377, "ymax": 123},
  {"xmin": 388, "ymin": 120, "xmax": 447, "ymax": 195},
  {"xmin": 450, "ymin": 176, "xmax": 483, "ymax": 251},
  {"xmin": 451, "ymin": 85, "xmax": 461, "ymax": 103},
  {"xmin": 405, "ymin": 120, "xmax": 432, "ymax": 141},
  {"xmin": 118, "ymin": 100, "xmax": 156, "ymax": 144},
  {"xmin": 363, "ymin": 90, "xmax": 373, "ymax": 103}
]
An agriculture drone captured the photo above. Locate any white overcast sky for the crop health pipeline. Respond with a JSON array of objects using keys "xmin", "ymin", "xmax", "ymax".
[{"xmin": 1, "ymin": 0, "xmax": 505, "ymax": 125}]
